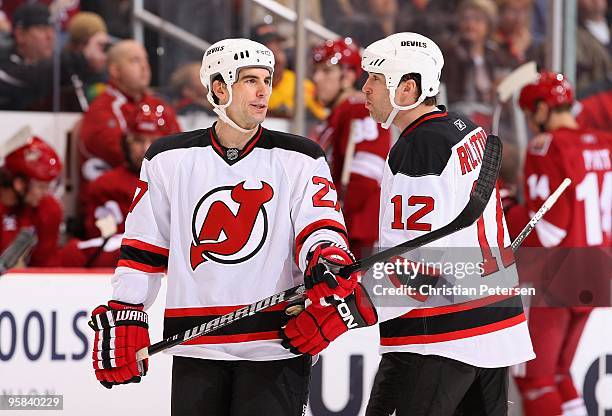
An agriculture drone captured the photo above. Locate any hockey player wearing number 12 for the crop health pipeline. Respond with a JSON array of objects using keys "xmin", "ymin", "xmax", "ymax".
[
  {"xmin": 88, "ymin": 38, "xmax": 361, "ymax": 415},
  {"xmin": 281, "ymin": 32, "xmax": 535, "ymax": 415}
]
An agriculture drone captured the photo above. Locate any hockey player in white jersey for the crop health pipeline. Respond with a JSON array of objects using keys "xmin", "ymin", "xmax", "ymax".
[
  {"xmin": 88, "ymin": 38, "xmax": 363, "ymax": 415},
  {"xmin": 281, "ymin": 32, "xmax": 535, "ymax": 415}
]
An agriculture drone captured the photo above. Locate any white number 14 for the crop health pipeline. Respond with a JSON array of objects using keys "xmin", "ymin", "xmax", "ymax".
[{"xmin": 575, "ymin": 172, "xmax": 611, "ymax": 246}]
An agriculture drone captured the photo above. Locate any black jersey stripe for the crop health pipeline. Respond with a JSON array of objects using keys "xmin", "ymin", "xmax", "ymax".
[{"xmin": 379, "ymin": 295, "xmax": 524, "ymax": 339}]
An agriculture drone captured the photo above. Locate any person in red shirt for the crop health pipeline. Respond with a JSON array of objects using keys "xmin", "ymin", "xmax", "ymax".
[
  {"xmin": 61, "ymin": 103, "xmax": 179, "ymax": 267},
  {"xmin": 311, "ymin": 38, "xmax": 391, "ymax": 257},
  {"xmin": 0, "ymin": 136, "xmax": 62, "ymax": 266},
  {"xmin": 514, "ymin": 71, "xmax": 612, "ymax": 416},
  {"xmin": 79, "ymin": 39, "xmax": 180, "ymax": 183}
]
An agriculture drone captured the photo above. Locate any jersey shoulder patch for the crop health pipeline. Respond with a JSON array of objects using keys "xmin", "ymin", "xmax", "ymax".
[
  {"xmin": 258, "ymin": 128, "xmax": 325, "ymax": 159},
  {"xmin": 527, "ymin": 133, "xmax": 553, "ymax": 156},
  {"xmin": 145, "ymin": 129, "xmax": 210, "ymax": 161}
]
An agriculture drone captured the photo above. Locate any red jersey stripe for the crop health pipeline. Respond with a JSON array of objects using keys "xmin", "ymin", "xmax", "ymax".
[
  {"xmin": 398, "ymin": 294, "xmax": 514, "ymax": 318},
  {"xmin": 380, "ymin": 313, "xmax": 526, "ymax": 346}
]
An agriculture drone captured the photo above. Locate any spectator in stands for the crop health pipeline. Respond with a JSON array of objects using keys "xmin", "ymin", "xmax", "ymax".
[
  {"xmin": 397, "ymin": 0, "xmax": 456, "ymax": 43},
  {"xmin": 338, "ymin": 0, "xmax": 411, "ymax": 49},
  {"xmin": 251, "ymin": 0, "xmax": 323, "ymax": 44},
  {"xmin": 320, "ymin": 0, "xmax": 355, "ymax": 34},
  {"xmin": 80, "ymin": 0, "xmax": 132, "ymax": 40},
  {"xmin": 61, "ymin": 103, "xmax": 177, "ymax": 267},
  {"xmin": 441, "ymin": 0, "xmax": 505, "ymax": 109},
  {"xmin": 0, "ymin": 3, "xmax": 56, "ymax": 110},
  {"xmin": 576, "ymin": 0, "xmax": 611, "ymax": 93},
  {"xmin": 169, "ymin": 62, "xmax": 214, "ymax": 116},
  {"xmin": 251, "ymin": 23, "xmax": 327, "ymax": 120},
  {"xmin": 62, "ymin": 11, "xmax": 111, "ymax": 111},
  {"xmin": 79, "ymin": 39, "xmax": 180, "ymax": 185},
  {"xmin": 494, "ymin": 0, "xmax": 545, "ymax": 68},
  {"xmin": 0, "ymin": 135, "xmax": 62, "ymax": 267}
]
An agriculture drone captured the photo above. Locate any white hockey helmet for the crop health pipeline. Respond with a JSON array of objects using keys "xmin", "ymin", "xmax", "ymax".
[
  {"xmin": 361, "ymin": 32, "xmax": 444, "ymax": 129},
  {"xmin": 200, "ymin": 38, "xmax": 275, "ymax": 132}
]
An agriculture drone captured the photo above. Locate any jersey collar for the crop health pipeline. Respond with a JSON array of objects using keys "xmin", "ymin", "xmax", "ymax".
[
  {"xmin": 209, "ymin": 123, "xmax": 264, "ymax": 165},
  {"xmin": 399, "ymin": 105, "xmax": 448, "ymax": 138}
]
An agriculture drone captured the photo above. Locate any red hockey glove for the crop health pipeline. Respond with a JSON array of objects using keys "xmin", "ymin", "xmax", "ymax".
[
  {"xmin": 305, "ymin": 243, "xmax": 360, "ymax": 306},
  {"xmin": 280, "ymin": 283, "xmax": 377, "ymax": 356},
  {"xmin": 89, "ymin": 300, "xmax": 150, "ymax": 389}
]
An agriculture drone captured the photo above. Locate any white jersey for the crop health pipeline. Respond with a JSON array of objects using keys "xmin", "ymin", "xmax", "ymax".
[
  {"xmin": 112, "ymin": 124, "xmax": 348, "ymax": 361},
  {"xmin": 376, "ymin": 107, "xmax": 535, "ymax": 368}
]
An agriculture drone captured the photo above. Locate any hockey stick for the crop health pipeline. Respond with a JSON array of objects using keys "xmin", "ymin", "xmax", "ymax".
[
  {"xmin": 0, "ymin": 228, "xmax": 38, "ymax": 275},
  {"xmin": 1, "ymin": 126, "xmax": 34, "ymax": 164},
  {"xmin": 134, "ymin": 135, "xmax": 503, "ymax": 361},
  {"xmin": 337, "ymin": 134, "xmax": 502, "ymax": 276},
  {"xmin": 491, "ymin": 61, "xmax": 538, "ymax": 135},
  {"xmin": 511, "ymin": 178, "xmax": 571, "ymax": 250}
]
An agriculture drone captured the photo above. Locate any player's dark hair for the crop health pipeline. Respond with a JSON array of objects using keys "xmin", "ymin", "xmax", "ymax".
[
  {"xmin": 551, "ymin": 103, "xmax": 572, "ymax": 113},
  {"xmin": 211, "ymin": 74, "xmax": 225, "ymax": 105},
  {"xmin": 399, "ymin": 73, "xmax": 437, "ymax": 106}
]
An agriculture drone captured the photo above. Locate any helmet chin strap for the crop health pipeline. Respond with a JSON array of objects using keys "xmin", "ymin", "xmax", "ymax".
[
  {"xmin": 207, "ymin": 88, "xmax": 256, "ymax": 135},
  {"xmin": 380, "ymin": 87, "xmax": 426, "ymax": 130}
]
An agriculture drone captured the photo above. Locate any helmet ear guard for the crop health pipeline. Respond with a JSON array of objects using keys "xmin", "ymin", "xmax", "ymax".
[
  {"xmin": 200, "ymin": 38, "xmax": 275, "ymax": 133},
  {"xmin": 361, "ymin": 32, "xmax": 444, "ymax": 129}
]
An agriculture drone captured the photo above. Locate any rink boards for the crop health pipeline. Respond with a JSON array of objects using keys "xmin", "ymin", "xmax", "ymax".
[{"xmin": 1, "ymin": 271, "xmax": 611, "ymax": 415}]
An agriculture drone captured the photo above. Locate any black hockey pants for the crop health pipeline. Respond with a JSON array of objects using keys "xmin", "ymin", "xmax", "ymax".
[
  {"xmin": 171, "ymin": 355, "xmax": 311, "ymax": 416},
  {"xmin": 365, "ymin": 352, "xmax": 509, "ymax": 416}
]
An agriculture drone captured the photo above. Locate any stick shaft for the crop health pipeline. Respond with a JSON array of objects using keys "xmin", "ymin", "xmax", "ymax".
[{"xmin": 511, "ymin": 178, "xmax": 571, "ymax": 250}]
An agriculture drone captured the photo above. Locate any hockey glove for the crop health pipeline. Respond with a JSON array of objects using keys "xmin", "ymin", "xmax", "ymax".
[
  {"xmin": 89, "ymin": 301, "xmax": 150, "ymax": 389},
  {"xmin": 280, "ymin": 283, "xmax": 377, "ymax": 356},
  {"xmin": 305, "ymin": 243, "xmax": 360, "ymax": 306}
]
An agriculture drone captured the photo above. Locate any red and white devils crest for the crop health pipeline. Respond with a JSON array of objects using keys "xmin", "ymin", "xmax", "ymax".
[{"xmin": 190, "ymin": 181, "xmax": 274, "ymax": 269}]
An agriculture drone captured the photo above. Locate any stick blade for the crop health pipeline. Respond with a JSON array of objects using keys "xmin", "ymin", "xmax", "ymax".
[
  {"xmin": 497, "ymin": 61, "xmax": 538, "ymax": 102},
  {"xmin": 1, "ymin": 126, "xmax": 33, "ymax": 162}
]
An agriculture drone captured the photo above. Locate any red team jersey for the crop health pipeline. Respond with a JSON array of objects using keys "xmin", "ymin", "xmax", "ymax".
[
  {"xmin": 575, "ymin": 88, "xmax": 612, "ymax": 132},
  {"xmin": 314, "ymin": 96, "xmax": 391, "ymax": 255},
  {"xmin": 59, "ymin": 166, "xmax": 140, "ymax": 268},
  {"xmin": 315, "ymin": 96, "xmax": 390, "ymax": 187},
  {"xmin": 0, "ymin": 195, "xmax": 62, "ymax": 267},
  {"xmin": 83, "ymin": 166, "xmax": 139, "ymax": 238},
  {"xmin": 524, "ymin": 127, "xmax": 612, "ymax": 248},
  {"xmin": 514, "ymin": 126, "xmax": 611, "ymax": 416}
]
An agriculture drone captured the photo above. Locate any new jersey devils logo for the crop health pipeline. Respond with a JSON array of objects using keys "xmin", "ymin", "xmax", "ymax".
[{"xmin": 190, "ymin": 181, "xmax": 274, "ymax": 269}]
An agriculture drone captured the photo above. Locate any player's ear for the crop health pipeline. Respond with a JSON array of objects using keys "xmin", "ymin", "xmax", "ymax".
[
  {"xmin": 396, "ymin": 78, "xmax": 417, "ymax": 106},
  {"xmin": 12, "ymin": 177, "xmax": 26, "ymax": 193},
  {"xmin": 534, "ymin": 101, "xmax": 549, "ymax": 124},
  {"xmin": 108, "ymin": 62, "xmax": 120, "ymax": 81},
  {"xmin": 212, "ymin": 79, "xmax": 229, "ymax": 105}
]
